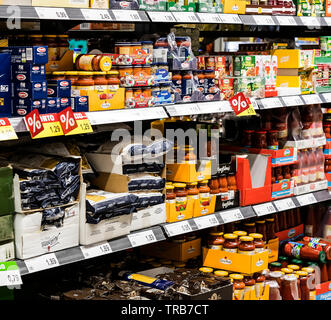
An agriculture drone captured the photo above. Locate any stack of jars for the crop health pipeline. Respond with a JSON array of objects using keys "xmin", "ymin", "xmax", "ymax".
[{"xmin": 243, "ymin": 129, "xmax": 279, "ymax": 150}]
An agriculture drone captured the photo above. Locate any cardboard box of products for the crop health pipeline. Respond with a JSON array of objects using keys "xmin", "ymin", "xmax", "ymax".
[
  {"xmin": 166, "ymin": 198, "xmax": 194, "ymax": 223},
  {"xmin": 192, "ymin": 196, "xmax": 216, "ymax": 218},
  {"xmin": 266, "ymin": 238, "xmax": 279, "ymax": 263},
  {"xmin": 140, "ymin": 238, "xmax": 201, "ymax": 262},
  {"xmin": 46, "ymin": 50, "xmax": 74, "ymax": 73},
  {"xmin": 271, "ymin": 180, "xmax": 294, "ymax": 200},
  {"xmin": 0, "ymin": 53, "xmax": 12, "ymax": 118},
  {"xmin": 275, "ymin": 224, "xmax": 304, "ymax": 242},
  {"xmin": 90, "ymin": 0, "xmax": 109, "ymax": 8},
  {"xmin": 223, "ymin": 0, "xmax": 246, "ymax": 14},
  {"xmin": 31, "ymin": 0, "xmax": 89, "ymax": 8},
  {"xmin": 14, "ymin": 203, "xmax": 80, "ymax": 259},
  {"xmin": 0, "ymin": 166, "xmax": 14, "ymax": 216}
]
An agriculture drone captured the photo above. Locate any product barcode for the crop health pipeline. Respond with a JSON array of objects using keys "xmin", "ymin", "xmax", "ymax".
[
  {"xmin": 26, "ymin": 48, "xmax": 33, "ymax": 61},
  {"xmin": 80, "ymin": 23, "xmax": 90, "ymax": 29}
]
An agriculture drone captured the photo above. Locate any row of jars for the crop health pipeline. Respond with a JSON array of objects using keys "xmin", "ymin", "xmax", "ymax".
[{"xmin": 243, "ymin": 129, "xmax": 279, "ymax": 150}]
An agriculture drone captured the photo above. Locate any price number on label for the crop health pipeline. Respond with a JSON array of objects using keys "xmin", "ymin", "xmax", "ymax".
[
  {"xmin": 25, "ymin": 253, "xmax": 60, "ymax": 273},
  {"xmin": 195, "ymin": 214, "xmax": 219, "ymax": 229},
  {"xmin": 81, "ymin": 242, "xmax": 112, "ymax": 259},
  {"xmin": 81, "ymin": 9, "xmax": 112, "ymax": 21},
  {"xmin": 220, "ymin": 209, "xmax": 244, "ymax": 224},
  {"xmin": 276, "ymin": 16, "xmax": 297, "ymax": 26},
  {"xmin": 0, "ymin": 118, "xmax": 17, "ymax": 141},
  {"xmin": 7, "ymin": 273, "xmax": 20, "ymax": 285},
  {"xmin": 166, "ymin": 221, "xmax": 192, "ymax": 236},
  {"xmin": 261, "ymin": 97, "xmax": 283, "ymax": 109},
  {"xmin": 0, "ymin": 262, "xmax": 22, "ymax": 287},
  {"xmin": 274, "ymin": 198, "xmax": 296, "ymax": 211},
  {"xmin": 253, "ymin": 202, "xmax": 277, "ymax": 216},
  {"xmin": 148, "ymin": 11, "xmax": 175, "ymax": 22},
  {"xmin": 282, "ymin": 95, "xmax": 303, "ymax": 107},
  {"xmin": 113, "ymin": 10, "xmax": 142, "ymax": 22},
  {"xmin": 128, "ymin": 230, "xmax": 157, "ymax": 247},
  {"xmin": 35, "ymin": 7, "xmax": 69, "ymax": 20},
  {"xmin": 49, "ymin": 123, "xmax": 62, "ymax": 134},
  {"xmin": 253, "ymin": 15, "xmax": 275, "ymax": 25},
  {"xmin": 296, "ymin": 193, "xmax": 317, "ymax": 206},
  {"xmin": 172, "ymin": 12, "xmax": 199, "ymax": 23}
]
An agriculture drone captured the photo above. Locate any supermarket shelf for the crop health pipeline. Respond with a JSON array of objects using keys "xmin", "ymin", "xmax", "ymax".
[{"xmin": 1, "ymin": 6, "xmax": 331, "ymax": 27}]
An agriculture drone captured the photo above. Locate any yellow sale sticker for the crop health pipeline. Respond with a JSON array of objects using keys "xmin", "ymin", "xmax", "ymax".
[
  {"xmin": 65, "ymin": 112, "xmax": 93, "ymax": 136},
  {"xmin": 0, "ymin": 118, "xmax": 18, "ymax": 141},
  {"xmin": 33, "ymin": 113, "xmax": 64, "ymax": 139}
]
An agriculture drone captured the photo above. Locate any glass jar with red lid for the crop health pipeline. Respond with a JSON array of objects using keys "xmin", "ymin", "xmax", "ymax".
[
  {"xmin": 267, "ymin": 130, "xmax": 279, "ymax": 150},
  {"xmin": 223, "ymin": 233, "xmax": 239, "ymax": 253},
  {"xmin": 238, "ymin": 236, "xmax": 255, "ymax": 255},
  {"xmin": 208, "ymin": 232, "xmax": 224, "ymax": 250},
  {"xmin": 249, "ymin": 233, "xmax": 265, "ymax": 252},
  {"xmin": 254, "ymin": 130, "xmax": 267, "ymax": 149}
]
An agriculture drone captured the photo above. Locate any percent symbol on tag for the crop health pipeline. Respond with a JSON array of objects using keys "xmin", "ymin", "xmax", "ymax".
[{"xmin": 59, "ymin": 107, "xmax": 78, "ymax": 134}]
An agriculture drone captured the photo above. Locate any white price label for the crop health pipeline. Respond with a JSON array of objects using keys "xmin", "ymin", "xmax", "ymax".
[
  {"xmin": 81, "ymin": 242, "xmax": 112, "ymax": 259},
  {"xmin": 220, "ymin": 209, "xmax": 244, "ymax": 224},
  {"xmin": 128, "ymin": 230, "xmax": 157, "ymax": 247},
  {"xmin": 142, "ymin": 107, "xmax": 168, "ymax": 119},
  {"xmin": 282, "ymin": 95, "xmax": 303, "ymax": 107},
  {"xmin": 253, "ymin": 15, "xmax": 275, "ymax": 25},
  {"xmin": 167, "ymin": 103, "xmax": 200, "ymax": 116},
  {"xmin": 322, "ymin": 92, "xmax": 331, "ymax": 103},
  {"xmin": 172, "ymin": 11, "xmax": 199, "ymax": 23},
  {"xmin": 324, "ymin": 17, "xmax": 331, "ymax": 26},
  {"xmin": 302, "ymin": 94, "xmax": 322, "ymax": 105},
  {"xmin": 274, "ymin": 198, "xmax": 296, "ymax": 211},
  {"xmin": 35, "ymin": 7, "xmax": 69, "ymax": 20},
  {"xmin": 195, "ymin": 214, "xmax": 219, "ymax": 229},
  {"xmin": 197, "ymin": 101, "xmax": 223, "ymax": 114},
  {"xmin": 197, "ymin": 13, "xmax": 222, "ymax": 23},
  {"xmin": 165, "ymin": 221, "xmax": 193, "ymax": 236},
  {"xmin": 300, "ymin": 16, "xmax": 320, "ymax": 26},
  {"xmin": 0, "ymin": 270, "xmax": 22, "ymax": 287},
  {"xmin": 296, "ymin": 193, "xmax": 317, "ymax": 206},
  {"xmin": 25, "ymin": 253, "xmax": 60, "ymax": 274},
  {"xmin": 148, "ymin": 11, "xmax": 175, "ymax": 23},
  {"xmin": 253, "ymin": 202, "xmax": 277, "ymax": 216},
  {"xmin": 276, "ymin": 15, "xmax": 297, "ymax": 26},
  {"xmin": 218, "ymin": 14, "xmax": 241, "ymax": 24},
  {"xmin": 260, "ymin": 97, "xmax": 283, "ymax": 109},
  {"xmin": 81, "ymin": 9, "xmax": 112, "ymax": 21},
  {"xmin": 112, "ymin": 10, "xmax": 142, "ymax": 22}
]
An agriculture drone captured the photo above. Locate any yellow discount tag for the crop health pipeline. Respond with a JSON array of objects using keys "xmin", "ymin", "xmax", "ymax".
[
  {"xmin": 237, "ymin": 97, "xmax": 256, "ymax": 117},
  {"xmin": 0, "ymin": 118, "xmax": 18, "ymax": 141},
  {"xmin": 33, "ymin": 113, "xmax": 64, "ymax": 139},
  {"xmin": 65, "ymin": 112, "xmax": 93, "ymax": 136}
]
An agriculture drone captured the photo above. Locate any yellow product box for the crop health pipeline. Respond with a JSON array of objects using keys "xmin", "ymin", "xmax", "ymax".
[
  {"xmin": 193, "ymin": 195, "xmax": 216, "ymax": 218},
  {"xmin": 166, "ymin": 160, "xmax": 211, "ymax": 183},
  {"xmin": 223, "ymin": 0, "xmax": 246, "ymax": 14},
  {"xmin": 266, "ymin": 238, "xmax": 279, "ymax": 263},
  {"xmin": 273, "ymin": 49, "xmax": 301, "ymax": 69},
  {"xmin": 276, "ymin": 75, "xmax": 300, "ymax": 87},
  {"xmin": 166, "ymin": 198, "xmax": 194, "ymax": 223},
  {"xmin": 140, "ymin": 238, "xmax": 201, "ymax": 262},
  {"xmin": 32, "ymin": 0, "xmax": 89, "ymax": 7},
  {"xmin": 0, "ymin": 0, "xmax": 31, "ymax": 4},
  {"xmin": 202, "ymin": 247, "xmax": 269, "ymax": 274},
  {"xmin": 46, "ymin": 50, "xmax": 73, "ymax": 73},
  {"xmin": 90, "ymin": 0, "xmax": 109, "ymax": 8}
]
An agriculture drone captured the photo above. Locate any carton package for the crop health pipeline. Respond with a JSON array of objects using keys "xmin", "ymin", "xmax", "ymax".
[
  {"xmin": 13, "ymin": 81, "xmax": 47, "ymax": 100},
  {"xmin": 12, "ymin": 98, "xmax": 47, "ymax": 116},
  {"xmin": 109, "ymin": 0, "xmax": 139, "ymax": 9},
  {"xmin": 1, "ymin": 46, "xmax": 48, "ymax": 65},
  {"xmin": 12, "ymin": 64, "xmax": 46, "ymax": 83},
  {"xmin": 0, "ymin": 53, "xmax": 12, "ymax": 117},
  {"xmin": 14, "ymin": 203, "xmax": 80, "ymax": 259},
  {"xmin": 90, "ymin": 0, "xmax": 109, "ymax": 8},
  {"xmin": 0, "ymin": 166, "xmax": 14, "ymax": 216},
  {"xmin": 47, "ymin": 80, "xmax": 71, "ymax": 98},
  {"xmin": 0, "ymin": 215, "xmax": 14, "ymax": 244}
]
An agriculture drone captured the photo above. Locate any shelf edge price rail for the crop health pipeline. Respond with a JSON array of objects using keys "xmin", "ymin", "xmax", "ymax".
[
  {"xmin": 0, "ymin": 118, "xmax": 18, "ymax": 141},
  {"xmin": 0, "ymin": 261, "xmax": 22, "ymax": 287},
  {"xmin": 296, "ymin": 193, "xmax": 317, "ymax": 207},
  {"xmin": 128, "ymin": 229, "xmax": 158, "ymax": 248},
  {"xmin": 80, "ymin": 241, "xmax": 112, "ymax": 259},
  {"xmin": 253, "ymin": 202, "xmax": 277, "ymax": 217},
  {"xmin": 24, "ymin": 253, "xmax": 60, "ymax": 274},
  {"xmin": 195, "ymin": 214, "xmax": 219, "ymax": 230},
  {"xmin": 164, "ymin": 220, "xmax": 193, "ymax": 237}
]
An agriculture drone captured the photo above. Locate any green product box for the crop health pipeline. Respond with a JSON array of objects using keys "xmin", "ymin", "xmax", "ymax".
[
  {"xmin": 320, "ymin": 36, "xmax": 331, "ymax": 52},
  {"xmin": 196, "ymin": 0, "xmax": 217, "ymax": 13},
  {"xmin": 168, "ymin": 0, "xmax": 196, "ymax": 12},
  {"xmin": 233, "ymin": 55, "xmax": 256, "ymax": 77},
  {"xmin": 296, "ymin": 0, "xmax": 312, "ymax": 16},
  {"xmin": 312, "ymin": 0, "xmax": 325, "ymax": 16},
  {"xmin": 0, "ymin": 166, "xmax": 14, "ymax": 216},
  {"xmin": 0, "ymin": 215, "xmax": 14, "ymax": 243},
  {"xmin": 139, "ymin": 0, "xmax": 167, "ymax": 11},
  {"xmin": 235, "ymin": 77, "xmax": 265, "ymax": 98}
]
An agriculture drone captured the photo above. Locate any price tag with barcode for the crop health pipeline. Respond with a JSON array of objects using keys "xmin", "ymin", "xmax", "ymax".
[
  {"xmin": 0, "ymin": 262, "xmax": 22, "ymax": 287},
  {"xmin": 253, "ymin": 15, "xmax": 275, "ymax": 25},
  {"xmin": 141, "ymin": 107, "xmax": 168, "ymax": 119},
  {"xmin": 197, "ymin": 13, "xmax": 222, "ymax": 23},
  {"xmin": 148, "ymin": 11, "xmax": 175, "ymax": 23},
  {"xmin": 25, "ymin": 253, "xmax": 60, "ymax": 274},
  {"xmin": 172, "ymin": 12, "xmax": 199, "ymax": 23},
  {"xmin": 220, "ymin": 209, "xmax": 244, "ymax": 224},
  {"xmin": 218, "ymin": 14, "xmax": 242, "ymax": 24},
  {"xmin": 300, "ymin": 16, "xmax": 320, "ymax": 26},
  {"xmin": 296, "ymin": 193, "xmax": 317, "ymax": 206},
  {"xmin": 35, "ymin": 7, "xmax": 69, "ymax": 20},
  {"xmin": 274, "ymin": 198, "xmax": 296, "ymax": 212},
  {"xmin": 253, "ymin": 202, "xmax": 277, "ymax": 216},
  {"xmin": 322, "ymin": 92, "xmax": 331, "ymax": 103},
  {"xmin": 165, "ymin": 221, "xmax": 193, "ymax": 237},
  {"xmin": 81, "ymin": 9, "xmax": 112, "ymax": 21},
  {"xmin": 81, "ymin": 242, "xmax": 112, "ymax": 259},
  {"xmin": 302, "ymin": 94, "xmax": 322, "ymax": 105},
  {"xmin": 0, "ymin": 118, "xmax": 18, "ymax": 141},
  {"xmin": 195, "ymin": 214, "xmax": 219, "ymax": 230},
  {"xmin": 276, "ymin": 16, "xmax": 297, "ymax": 26},
  {"xmin": 128, "ymin": 230, "xmax": 157, "ymax": 247},
  {"xmin": 260, "ymin": 97, "xmax": 283, "ymax": 109},
  {"xmin": 112, "ymin": 10, "xmax": 141, "ymax": 22},
  {"xmin": 282, "ymin": 95, "xmax": 303, "ymax": 107}
]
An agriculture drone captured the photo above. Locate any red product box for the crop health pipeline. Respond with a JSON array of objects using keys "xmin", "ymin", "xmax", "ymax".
[
  {"xmin": 271, "ymin": 179, "xmax": 294, "ymax": 200},
  {"xmin": 275, "ymin": 224, "xmax": 304, "ymax": 242},
  {"xmin": 316, "ymin": 281, "xmax": 331, "ymax": 300},
  {"xmin": 235, "ymin": 154, "xmax": 272, "ymax": 206}
]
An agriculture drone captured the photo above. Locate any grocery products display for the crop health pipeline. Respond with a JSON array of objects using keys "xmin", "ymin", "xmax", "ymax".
[{"xmin": 1, "ymin": 0, "xmax": 331, "ymax": 305}]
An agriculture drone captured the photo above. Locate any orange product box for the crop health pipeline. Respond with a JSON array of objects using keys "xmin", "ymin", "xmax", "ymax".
[
  {"xmin": 192, "ymin": 195, "xmax": 216, "ymax": 218},
  {"xmin": 266, "ymin": 238, "xmax": 279, "ymax": 263},
  {"xmin": 223, "ymin": 0, "xmax": 246, "ymax": 14},
  {"xmin": 316, "ymin": 280, "xmax": 331, "ymax": 300},
  {"xmin": 271, "ymin": 179, "xmax": 294, "ymax": 200},
  {"xmin": 275, "ymin": 224, "xmax": 304, "ymax": 242},
  {"xmin": 140, "ymin": 238, "xmax": 201, "ymax": 262},
  {"xmin": 202, "ymin": 247, "xmax": 269, "ymax": 274},
  {"xmin": 46, "ymin": 50, "xmax": 73, "ymax": 73},
  {"xmin": 166, "ymin": 198, "xmax": 194, "ymax": 223}
]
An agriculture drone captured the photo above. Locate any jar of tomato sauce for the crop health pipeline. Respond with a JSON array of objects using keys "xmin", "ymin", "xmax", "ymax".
[
  {"xmin": 106, "ymin": 71, "xmax": 120, "ymax": 92},
  {"xmin": 198, "ymin": 180, "xmax": 210, "ymax": 204},
  {"xmin": 254, "ymin": 272, "xmax": 266, "ymax": 298},
  {"xmin": 243, "ymin": 275, "xmax": 256, "ymax": 296},
  {"xmin": 76, "ymin": 54, "xmax": 112, "ymax": 72},
  {"xmin": 183, "ymin": 145, "xmax": 196, "ymax": 163},
  {"xmin": 208, "ymin": 232, "xmax": 224, "ymax": 250},
  {"xmin": 173, "ymin": 183, "xmax": 188, "ymax": 213},
  {"xmin": 238, "ymin": 236, "xmax": 255, "ymax": 255},
  {"xmin": 295, "ymin": 271, "xmax": 310, "ymax": 300},
  {"xmin": 254, "ymin": 130, "xmax": 267, "ymax": 149},
  {"xmin": 266, "ymin": 218, "xmax": 276, "ymax": 242},
  {"xmin": 199, "ymin": 267, "xmax": 213, "ymax": 275},
  {"xmin": 281, "ymin": 274, "xmax": 300, "ymax": 300},
  {"xmin": 166, "ymin": 185, "xmax": 176, "ymax": 203},
  {"xmin": 290, "ymin": 259, "xmax": 303, "ymax": 269},
  {"xmin": 278, "ymin": 256, "xmax": 289, "ymax": 268},
  {"xmin": 227, "ymin": 172, "xmax": 237, "ymax": 191},
  {"xmin": 243, "ymin": 130, "xmax": 254, "ymax": 148},
  {"xmin": 281, "ymin": 268, "xmax": 294, "ymax": 275},
  {"xmin": 269, "ymin": 262, "xmax": 282, "ymax": 272},
  {"xmin": 214, "ymin": 270, "xmax": 229, "ymax": 278},
  {"xmin": 230, "ymin": 274, "xmax": 245, "ymax": 300},
  {"xmin": 234, "ymin": 230, "xmax": 247, "ymax": 237},
  {"xmin": 209, "ymin": 175, "xmax": 220, "ymax": 195},
  {"xmin": 223, "ymin": 233, "xmax": 239, "ymax": 253},
  {"xmin": 186, "ymin": 182, "xmax": 199, "ymax": 200},
  {"xmin": 249, "ymin": 233, "xmax": 265, "ymax": 252},
  {"xmin": 243, "ymin": 222, "xmax": 256, "ymax": 234},
  {"xmin": 218, "ymin": 174, "xmax": 229, "ymax": 201},
  {"xmin": 256, "ymin": 220, "xmax": 267, "ymax": 244},
  {"xmin": 74, "ymin": 72, "xmax": 95, "ymax": 97},
  {"xmin": 267, "ymin": 130, "xmax": 279, "ymax": 150},
  {"xmin": 287, "ymin": 264, "xmax": 300, "ymax": 272},
  {"xmin": 94, "ymin": 72, "xmax": 108, "ymax": 95},
  {"xmin": 64, "ymin": 71, "xmax": 79, "ymax": 86},
  {"xmin": 301, "ymin": 267, "xmax": 316, "ymax": 300}
]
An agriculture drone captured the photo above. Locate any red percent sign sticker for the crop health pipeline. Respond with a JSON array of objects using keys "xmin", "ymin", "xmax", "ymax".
[
  {"xmin": 58, "ymin": 107, "xmax": 78, "ymax": 134},
  {"xmin": 24, "ymin": 109, "xmax": 44, "ymax": 138},
  {"xmin": 229, "ymin": 92, "xmax": 250, "ymax": 116}
]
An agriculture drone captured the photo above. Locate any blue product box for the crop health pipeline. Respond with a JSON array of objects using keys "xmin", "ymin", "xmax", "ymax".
[
  {"xmin": 12, "ymin": 64, "xmax": 46, "ymax": 83},
  {"xmin": 0, "ymin": 53, "xmax": 12, "ymax": 117},
  {"xmin": 0, "ymin": 46, "xmax": 48, "ymax": 64},
  {"xmin": 47, "ymin": 80, "xmax": 71, "ymax": 98},
  {"xmin": 59, "ymin": 97, "xmax": 71, "ymax": 112},
  {"xmin": 153, "ymin": 64, "xmax": 172, "ymax": 84},
  {"xmin": 12, "ymin": 98, "xmax": 47, "ymax": 116},
  {"xmin": 71, "ymin": 96, "xmax": 88, "ymax": 112},
  {"xmin": 13, "ymin": 81, "xmax": 47, "ymax": 100},
  {"xmin": 46, "ymin": 97, "xmax": 61, "ymax": 114}
]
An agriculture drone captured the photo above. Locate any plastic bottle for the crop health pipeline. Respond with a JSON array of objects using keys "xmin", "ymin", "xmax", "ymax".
[
  {"xmin": 315, "ymin": 147, "xmax": 325, "ymax": 181},
  {"xmin": 313, "ymin": 104, "xmax": 324, "ymax": 138},
  {"xmin": 301, "ymin": 149, "xmax": 310, "ymax": 185},
  {"xmin": 308, "ymin": 148, "xmax": 317, "ymax": 183}
]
